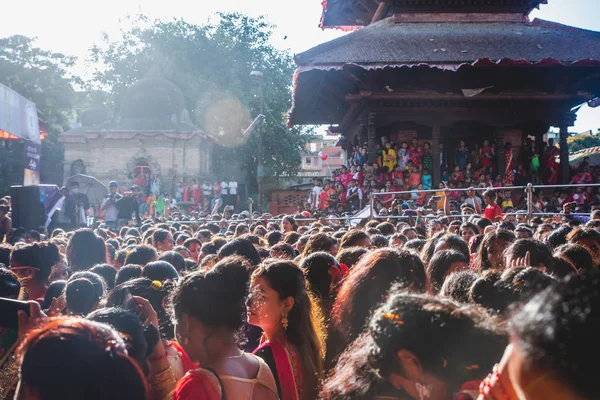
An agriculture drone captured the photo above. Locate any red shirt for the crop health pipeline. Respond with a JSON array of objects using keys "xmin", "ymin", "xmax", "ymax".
[
  {"xmin": 389, "ymin": 171, "xmax": 403, "ymax": 185},
  {"xmin": 484, "ymin": 204, "xmax": 503, "ymax": 221},
  {"xmin": 448, "ymin": 190, "xmax": 461, "ymax": 201},
  {"xmin": 452, "ymin": 172, "xmax": 464, "ymax": 182},
  {"xmin": 319, "ymin": 189, "xmax": 337, "ymax": 210},
  {"xmin": 381, "ymin": 189, "xmax": 396, "ymax": 205},
  {"xmin": 481, "ymin": 147, "xmax": 494, "ymax": 166}
]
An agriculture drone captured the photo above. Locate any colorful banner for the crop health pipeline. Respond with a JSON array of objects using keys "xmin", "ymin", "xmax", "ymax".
[
  {"xmin": 24, "ymin": 141, "xmax": 41, "ymax": 186},
  {"xmin": 0, "ymin": 83, "xmax": 40, "ymax": 143}
]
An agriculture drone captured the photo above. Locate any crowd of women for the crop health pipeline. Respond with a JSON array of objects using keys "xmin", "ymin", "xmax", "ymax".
[
  {"xmin": 0, "ymin": 194, "xmax": 599, "ymax": 400},
  {"xmin": 325, "ymin": 134, "xmax": 598, "ymax": 216}
]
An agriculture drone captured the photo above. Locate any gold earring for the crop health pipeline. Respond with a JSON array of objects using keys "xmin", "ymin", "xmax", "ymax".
[
  {"xmin": 281, "ymin": 311, "xmax": 289, "ymax": 330},
  {"xmin": 182, "ymin": 337, "xmax": 189, "ymax": 345}
]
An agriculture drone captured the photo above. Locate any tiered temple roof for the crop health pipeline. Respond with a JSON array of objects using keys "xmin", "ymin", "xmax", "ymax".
[
  {"xmin": 290, "ymin": 17, "xmax": 600, "ymax": 125},
  {"xmin": 293, "ymin": 0, "xmax": 600, "ymax": 186},
  {"xmin": 320, "ymin": 0, "xmax": 548, "ymax": 29}
]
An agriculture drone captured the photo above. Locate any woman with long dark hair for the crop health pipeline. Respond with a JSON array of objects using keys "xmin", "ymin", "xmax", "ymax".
[
  {"xmin": 248, "ymin": 260, "xmax": 325, "ymax": 400},
  {"xmin": 281, "ymin": 216, "xmax": 298, "ymax": 234},
  {"xmin": 480, "ymin": 270, "xmax": 600, "ymax": 400},
  {"xmin": 474, "ymin": 230, "xmax": 516, "ymax": 272},
  {"xmin": 172, "ymin": 256, "xmax": 278, "ymax": 399},
  {"xmin": 326, "ymin": 248, "xmax": 427, "ymax": 369},
  {"xmin": 300, "ymin": 252, "xmax": 347, "ymax": 315},
  {"xmin": 320, "ymin": 291, "xmax": 505, "ymax": 400}
]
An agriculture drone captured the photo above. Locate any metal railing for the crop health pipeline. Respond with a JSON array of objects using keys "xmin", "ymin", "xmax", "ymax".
[
  {"xmin": 108, "ymin": 183, "xmax": 599, "ymax": 229},
  {"xmin": 369, "ymin": 182, "xmax": 597, "ymax": 224}
]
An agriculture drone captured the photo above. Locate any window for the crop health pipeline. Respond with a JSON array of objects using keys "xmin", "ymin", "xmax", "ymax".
[
  {"xmin": 305, "ymin": 157, "xmax": 312, "ymax": 165},
  {"xmin": 310, "ymin": 143, "xmax": 317, "ymax": 153}
]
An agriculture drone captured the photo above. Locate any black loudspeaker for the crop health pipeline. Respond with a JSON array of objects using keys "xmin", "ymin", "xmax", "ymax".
[{"xmin": 10, "ymin": 185, "xmax": 42, "ymax": 231}]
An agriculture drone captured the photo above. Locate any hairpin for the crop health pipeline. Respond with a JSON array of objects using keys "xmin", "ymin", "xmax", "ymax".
[
  {"xmin": 382, "ymin": 312, "xmax": 404, "ymax": 325},
  {"xmin": 151, "ymin": 280, "xmax": 163, "ymax": 290}
]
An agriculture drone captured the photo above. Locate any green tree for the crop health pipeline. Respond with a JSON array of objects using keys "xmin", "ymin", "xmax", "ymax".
[
  {"xmin": 88, "ymin": 13, "xmax": 310, "ymax": 195},
  {"xmin": 0, "ymin": 35, "xmax": 77, "ymax": 193},
  {"xmin": 567, "ymin": 133, "xmax": 600, "ymax": 152}
]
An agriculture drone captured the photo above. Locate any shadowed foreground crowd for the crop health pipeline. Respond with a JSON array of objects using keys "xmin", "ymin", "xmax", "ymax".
[{"xmin": 0, "ymin": 202, "xmax": 599, "ymax": 400}]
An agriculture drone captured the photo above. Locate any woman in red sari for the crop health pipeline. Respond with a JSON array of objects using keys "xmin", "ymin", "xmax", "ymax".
[
  {"xmin": 544, "ymin": 138, "xmax": 560, "ymax": 185},
  {"xmin": 408, "ymin": 137, "xmax": 423, "ymax": 167},
  {"xmin": 172, "ymin": 257, "xmax": 278, "ymax": 400},
  {"xmin": 248, "ymin": 260, "xmax": 326, "ymax": 400}
]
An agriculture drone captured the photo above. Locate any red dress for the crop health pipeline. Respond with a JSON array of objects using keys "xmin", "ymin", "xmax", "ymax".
[
  {"xmin": 191, "ymin": 185, "xmax": 202, "ymax": 205},
  {"xmin": 254, "ymin": 338, "xmax": 303, "ymax": 400},
  {"xmin": 484, "ymin": 204, "xmax": 503, "ymax": 221},
  {"xmin": 173, "ymin": 370, "xmax": 223, "ymax": 400},
  {"xmin": 381, "ymin": 189, "xmax": 396, "ymax": 206},
  {"xmin": 544, "ymin": 146, "xmax": 559, "ymax": 185},
  {"xmin": 389, "ymin": 171, "xmax": 403, "ymax": 185},
  {"xmin": 480, "ymin": 147, "xmax": 494, "ymax": 168},
  {"xmin": 408, "ymin": 146, "xmax": 423, "ymax": 167},
  {"xmin": 452, "ymin": 172, "xmax": 464, "ymax": 182}
]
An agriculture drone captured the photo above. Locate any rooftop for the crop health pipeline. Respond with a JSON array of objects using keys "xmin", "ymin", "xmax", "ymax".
[
  {"xmin": 290, "ymin": 17, "xmax": 600, "ymax": 126},
  {"xmin": 61, "ymin": 70, "xmax": 208, "ymax": 141},
  {"xmin": 299, "ymin": 18, "xmax": 600, "ymax": 68},
  {"xmin": 320, "ymin": 0, "xmax": 548, "ymax": 29}
]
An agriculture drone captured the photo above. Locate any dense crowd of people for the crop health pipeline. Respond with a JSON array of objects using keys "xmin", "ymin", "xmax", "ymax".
[
  {"xmin": 317, "ymin": 136, "xmax": 597, "ymax": 215},
  {"xmin": 0, "ymin": 182, "xmax": 599, "ymax": 400}
]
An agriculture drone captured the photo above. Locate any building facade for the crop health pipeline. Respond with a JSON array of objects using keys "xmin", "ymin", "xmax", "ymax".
[
  {"xmin": 59, "ymin": 70, "xmax": 212, "ymax": 197},
  {"xmin": 299, "ymin": 135, "xmax": 347, "ymax": 178},
  {"xmin": 291, "ymin": 0, "xmax": 600, "ymax": 186}
]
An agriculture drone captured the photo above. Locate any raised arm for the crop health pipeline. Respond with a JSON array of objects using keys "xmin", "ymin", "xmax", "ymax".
[
  {"xmin": 443, "ymin": 187, "xmax": 450, "ymax": 216},
  {"xmin": 470, "ymin": 188, "xmax": 482, "ymax": 215}
]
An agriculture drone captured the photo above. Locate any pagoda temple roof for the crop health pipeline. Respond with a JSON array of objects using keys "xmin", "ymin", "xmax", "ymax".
[
  {"xmin": 290, "ymin": 17, "xmax": 600, "ymax": 126},
  {"xmin": 298, "ymin": 18, "xmax": 600, "ymax": 69},
  {"xmin": 320, "ymin": 0, "xmax": 548, "ymax": 29}
]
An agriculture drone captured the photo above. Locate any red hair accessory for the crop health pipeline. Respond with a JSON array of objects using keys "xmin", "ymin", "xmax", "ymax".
[
  {"xmin": 339, "ymin": 263, "xmax": 349, "ymax": 275},
  {"xmin": 329, "ymin": 263, "xmax": 349, "ymax": 285}
]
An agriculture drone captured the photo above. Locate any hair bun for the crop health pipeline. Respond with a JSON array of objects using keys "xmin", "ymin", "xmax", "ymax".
[{"xmin": 66, "ymin": 278, "xmax": 98, "ymax": 315}]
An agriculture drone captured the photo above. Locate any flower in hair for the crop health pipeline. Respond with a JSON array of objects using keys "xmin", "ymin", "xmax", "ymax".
[
  {"xmin": 338, "ymin": 263, "xmax": 349, "ymax": 275},
  {"xmin": 382, "ymin": 312, "xmax": 404, "ymax": 325},
  {"xmin": 151, "ymin": 280, "xmax": 163, "ymax": 290},
  {"xmin": 329, "ymin": 263, "xmax": 348, "ymax": 285}
]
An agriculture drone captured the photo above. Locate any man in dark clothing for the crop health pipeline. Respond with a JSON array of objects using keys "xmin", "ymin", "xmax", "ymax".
[
  {"xmin": 0, "ymin": 205, "xmax": 11, "ymax": 244},
  {"xmin": 117, "ymin": 185, "xmax": 141, "ymax": 227},
  {"xmin": 63, "ymin": 181, "xmax": 90, "ymax": 228}
]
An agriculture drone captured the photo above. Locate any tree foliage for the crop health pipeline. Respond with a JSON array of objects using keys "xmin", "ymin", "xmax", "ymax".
[
  {"xmin": 567, "ymin": 132, "xmax": 600, "ymax": 152},
  {"xmin": 0, "ymin": 35, "xmax": 77, "ymax": 193},
  {"xmin": 88, "ymin": 13, "xmax": 310, "ymax": 194}
]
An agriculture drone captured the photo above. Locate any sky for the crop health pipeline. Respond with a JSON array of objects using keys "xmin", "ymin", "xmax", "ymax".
[{"xmin": 1, "ymin": 0, "xmax": 599, "ymax": 133}]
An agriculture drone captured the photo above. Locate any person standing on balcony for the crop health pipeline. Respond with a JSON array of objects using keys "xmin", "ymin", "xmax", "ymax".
[
  {"xmin": 382, "ymin": 142, "xmax": 397, "ymax": 173},
  {"xmin": 455, "ymin": 140, "xmax": 470, "ymax": 171}
]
